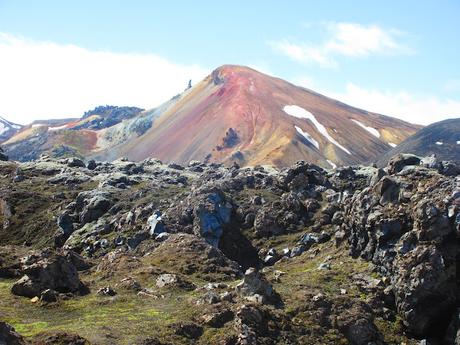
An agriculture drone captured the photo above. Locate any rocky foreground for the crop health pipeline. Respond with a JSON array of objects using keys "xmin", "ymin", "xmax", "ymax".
[{"xmin": 0, "ymin": 153, "xmax": 458, "ymax": 345}]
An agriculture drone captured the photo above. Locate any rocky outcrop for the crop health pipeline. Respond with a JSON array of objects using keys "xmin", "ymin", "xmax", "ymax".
[
  {"xmin": 189, "ymin": 185, "xmax": 233, "ymax": 247},
  {"xmin": 0, "ymin": 147, "xmax": 8, "ymax": 161},
  {"xmin": 11, "ymin": 252, "xmax": 88, "ymax": 298},
  {"xmin": 0, "ymin": 322, "xmax": 26, "ymax": 345},
  {"xmin": 235, "ymin": 268, "xmax": 275, "ymax": 304},
  {"xmin": 1, "ymin": 153, "xmax": 458, "ymax": 344},
  {"xmin": 30, "ymin": 331, "xmax": 90, "ymax": 345},
  {"xmin": 342, "ymin": 157, "xmax": 459, "ymax": 338}
]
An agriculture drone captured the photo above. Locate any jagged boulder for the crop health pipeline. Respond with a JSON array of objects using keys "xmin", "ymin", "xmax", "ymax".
[
  {"xmin": 0, "ymin": 147, "xmax": 8, "ymax": 161},
  {"xmin": 193, "ymin": 187, "xmax": 232, "ymax": 247},
  {"xmin": 392, "ymin": 244, "xmax": 456, "ymax": 335},
  {"xmin": 66, "ymin": 157, "xmax": 86, "ymax": 168},
  {"xmin": 11, "ymin": 253, "xmax": 88, "ymax": 298},
  {"xmin": 166, "ymin": 183, "xmax": 234, "ymax": 247},
  {"xmin": 76, "ymin": 190, "xmax": 112, "ymax": 224},
  {"xmin": 0, "ymin": 322, "xmax": 26, "ymax": 345},
  {"xmin": 235, "ymin": 268, "xmax": 274, "ymax": 303},
  {"xmin": 386, "ymin": 153, "xmax": 421, "ymax": 174}
]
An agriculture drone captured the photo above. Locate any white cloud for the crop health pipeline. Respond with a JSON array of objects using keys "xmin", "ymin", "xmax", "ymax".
[
  {"xmin": 0, "ymin": 33, "xmax": 209, "ymax": 125},
  {"xmin": 325, "ymin": 83, "xmax": 460, "ymax": 125},
  {"xmin": 270, "ymin": 40, "xmax": 337, "ymax": 68},
  {"xmin": 270, "ymin": 22, "xmax": 413, "ymax": 68}
]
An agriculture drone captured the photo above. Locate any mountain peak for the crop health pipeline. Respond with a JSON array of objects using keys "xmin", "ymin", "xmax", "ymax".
[
  {"xmin": 210, "ymin": 65, "xmax": 263, "ymax": 85},
  {"xmin": 116, "ymin": 66, "xmax": 420, "ymax": 167}
]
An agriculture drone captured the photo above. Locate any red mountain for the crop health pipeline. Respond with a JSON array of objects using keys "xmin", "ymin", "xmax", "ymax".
[{"xmin": 118, "ymin": 65, "xmax": 420, "ymax": 168}]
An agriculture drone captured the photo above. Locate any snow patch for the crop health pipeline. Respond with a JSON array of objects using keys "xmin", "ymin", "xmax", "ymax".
[
  {"xmin": 147, "ymin": 211, "xmax": 163, "ymax": 236},
  {"xmin": 12, "ymin": 125, "xmax": 21, "ymax": 129},
  {"xmin": 388, "ymin": 142, "xmax": 397, "ymax": 148},
  {"xmin": 327, "ymin": 160, "xmax": 337, "ymax": 169},
  {"xmin": 32, "ymin": 124, "xmax": 45, "ymax": 128},
  {"xmin": 457, "ymin": 141, "xmax": 460, "ymax": 145},
  {"xmin": 0, "ymin": 122, "xmax": 6, "ymax": 135},
  {"xmin": 48, "ymin": 124, "xmax": 68, "ymax": 131},
  {"xmin": 283, "ymin": 105, "xmax": 351, "ymax": 155},
  {"xmin": 294, "ymin": 125, "xmax": 319, "ymax": 149},
  {"xmin": 435, "ymin": 141, "xmax": 443, "ymax": 145},
  {"xmin": 351, "ymin": 119, "xmax": 380, "ymax": 138}
]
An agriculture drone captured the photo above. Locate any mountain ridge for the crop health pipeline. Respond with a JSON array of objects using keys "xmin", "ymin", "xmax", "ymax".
[
  {"xmin": 0, "ymin": 116, "xmax": 23, "ymax": 143},
  {"xmin": 3, "ymin": 65, "xmax": 421, "ymax": 167},
  {"xmin": 376, "ymin": 117, "xmax": 460, "ymax": 166},
  {"xmin": 115, "ymin": 64, "xmax": 420, "ymax": 167}
]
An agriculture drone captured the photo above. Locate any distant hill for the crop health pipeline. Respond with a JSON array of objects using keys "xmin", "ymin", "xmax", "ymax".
[
  {"xmin": 376, "ymin": 118, "xmax": 460, "ymax": 166},
  {"xmin": 2, "ymin": 106, "xmax": 155, "ymax": 162},
  {"xmin": 0, "ymin": 116, "xmax": 22, "ymax": 143}
]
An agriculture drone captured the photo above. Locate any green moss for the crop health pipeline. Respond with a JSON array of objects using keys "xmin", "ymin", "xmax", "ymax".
[
  {"xmin": 0, "ymin": 277, "xmax": 211, "ymax": 344},
  {"xmin": 374, "ymin": 315, "xmax": 416, "ymax": 344},
  {"xmin": 13, "ymin": 322, "xmax": 49, "ymax": 337}
]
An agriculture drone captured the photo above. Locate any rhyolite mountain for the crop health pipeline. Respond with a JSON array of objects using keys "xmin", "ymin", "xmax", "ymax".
[
  {"xmin": 115, "ymin": 65, "xmax": 420, "ymax": 168},
  {"xmin": 3, "ymin": 65, "xmax": 421, "ymax": 167},
  {"xmin": 0, "ymin": 116, "xmax": 22, "ymax": 143},
  {"xmin": 377, "ymin": 118, "xmax": 460, "ymax": 165},
  {"xmin": 2, "ymin": 106, "xmax": 153, "ymax": 162}
]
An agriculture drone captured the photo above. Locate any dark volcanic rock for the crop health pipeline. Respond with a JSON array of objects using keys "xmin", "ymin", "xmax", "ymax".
[
  {"xmin": 0, "ymin": 322, "xmax": 26, "ymax": 345},
  {"xmin": 30, "ymin": 331, "xmax": 89, "ymax": 345},
  {"xmin": 170, "ymin": 322, "xmax": 203, "ymax": 339},
  {"xmin": 0, "ymin": 147, "xmax": 8, "ymax": 161},
  {"xmin": 386, "ymin": 153, "xmax": 421, "ymax": 174},
  {"xmin": 342, "ymin": 161, "xmax": 458, "ymax": 338},
  {"xmin": 1, "ymin": 154, "xmax": 457, "ymax": 344},
  {"xmin": 11, "ymin": 252, "xmax": 88, "ymax": 298}
]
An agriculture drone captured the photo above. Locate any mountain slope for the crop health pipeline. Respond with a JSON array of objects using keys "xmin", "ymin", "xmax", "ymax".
[
  {"xmin": 3, "ymin": 65, "xmax": 420, "ymax": 167},
  {"xmin": 0, "ymin": 116, "xmax": 22, "ymax": 143},
  {"xmin": 115, "ymin": 65, "xmax": 420, "ymax": 168},
  {"xmin": 376, "ymin": 118, "xmax": 460, "ymax": 165},
  {"xmin": 2, "ymin": 106, "xmax": 157, "ymax": 161}
]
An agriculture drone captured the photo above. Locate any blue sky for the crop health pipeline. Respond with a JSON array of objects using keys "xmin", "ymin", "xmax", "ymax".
[{"xmin": 0, "ymin": 0, "xmax": 459, "ymax": 125}]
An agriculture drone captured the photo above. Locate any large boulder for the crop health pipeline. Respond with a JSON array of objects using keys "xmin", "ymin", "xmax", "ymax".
[
  {"xmin": 193, "ymin": 187, "xmax": 232, "ymax": 247},
  {"xmin": 166, "ymin": 184, "xmax": 233, "ymax": 247},
  {"xmin": 80, "ymin": 195, "xmax": 112, "ymax": 224},
  {"xmin": 235, "ymin": 268, "xmax": 274, "ymax": 303},
  {"xmin": 11, "ymin": 252, "xmax": 87, "ymax": 298},
  {"xmin": 0, "ymin": 147, "xmax": 8, "ymax": 161},
  {"xmin": 392, "ymin": 244, "xmax": 456, "ymax": 336},
  {"xmin": 75, "ymin": 190, "xmax": 112, "ymax": 225},
  {"xmin": 386, "ymin": 153, "xmax": 421, "ymax": 175},
  {"xmin": 0, "ymin": 322, "xmax": 26, "ymax": 345},
  {"xmin": 65, "ymin": 157, "xmax": 86, "ymax": 168}
]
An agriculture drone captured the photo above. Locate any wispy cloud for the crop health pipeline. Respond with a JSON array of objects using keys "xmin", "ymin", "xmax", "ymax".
[
  {"xmin": 325, "ymin": 83, "xmax": 460, "ymax": 125},
  {"xmin": 270, "ymin": 22, "xmax": 414, "ymax": 68},
  {"xmin": 0, "ymin": 33, "xmax": 209, "ymax": 124}
]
